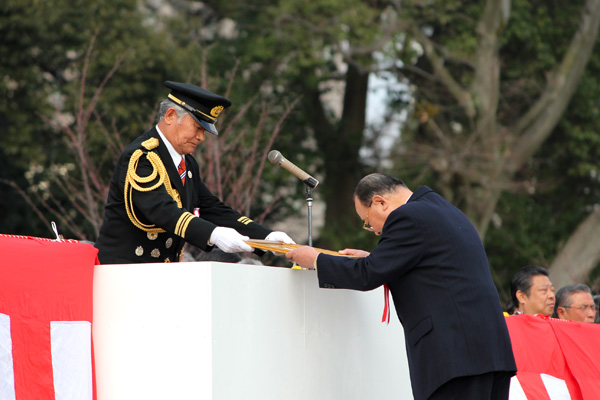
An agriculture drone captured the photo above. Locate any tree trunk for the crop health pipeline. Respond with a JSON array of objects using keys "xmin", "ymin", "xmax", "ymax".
[
  {"xmin": 306, "ymin": 61, "xmax": 370, "ymax": 246},
  {"xmin": 327, "ymin": 63, "xmax": 369, "ymax": 221},
  {"xmin": 549, "ymin": 208, "xmax": 600, "ymax": 287}
]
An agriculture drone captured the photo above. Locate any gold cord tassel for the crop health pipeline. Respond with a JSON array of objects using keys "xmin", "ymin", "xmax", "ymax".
[{"xmin": 124, "ymin": 149, "xmax": 183, "ymax": 233}]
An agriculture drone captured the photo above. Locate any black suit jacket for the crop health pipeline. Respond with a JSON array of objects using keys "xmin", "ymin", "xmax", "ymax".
[
  {"xmin": 95, "ymin": 127, "xmax": 271, "ymax": 264},
  {"xmin": 317, "ymin": 186, "xmax": 516, "ymax": 400}
]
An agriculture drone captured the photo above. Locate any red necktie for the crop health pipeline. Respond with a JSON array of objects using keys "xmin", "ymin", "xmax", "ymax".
[
  {"xmin": 382, "ymin": 284, "xmax": 390, "ymax": 324},
  {"xmin": 178, "ymin": 157, "xmax": 186, "ymax": 186}
]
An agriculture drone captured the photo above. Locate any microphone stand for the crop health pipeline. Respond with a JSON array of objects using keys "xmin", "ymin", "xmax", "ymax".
[{"xmin": 305, "ymin": 185, "xmax": 314, "ymax": 246}]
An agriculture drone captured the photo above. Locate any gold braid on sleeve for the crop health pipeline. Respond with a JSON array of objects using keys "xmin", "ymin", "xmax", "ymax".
[{"xmin": 124, "ymin": 149, "xmax": 183, "ymax": 233}]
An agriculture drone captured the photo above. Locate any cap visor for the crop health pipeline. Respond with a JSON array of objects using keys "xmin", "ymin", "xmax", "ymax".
[
  {"xmin": 200, "ymin": 120, "xmax": 219, "ymax": 135},
  {"xmin": 189, "ymin": 113, "xmax": 219, "ymax": 135}
]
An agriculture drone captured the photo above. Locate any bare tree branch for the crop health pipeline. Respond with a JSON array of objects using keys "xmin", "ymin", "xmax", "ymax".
[
  {"xmin": 509, "ymin": 0, "xmax": 600, "ymax": 172},
  {"xmin": 407, "ymin": 22, "xmax": 476, "ymax": 119}
]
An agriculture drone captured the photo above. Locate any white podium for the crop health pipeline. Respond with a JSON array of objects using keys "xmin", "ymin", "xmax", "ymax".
[{"xmin": 93, "ymin": 262, "xmax": 412, "ymax": 399}]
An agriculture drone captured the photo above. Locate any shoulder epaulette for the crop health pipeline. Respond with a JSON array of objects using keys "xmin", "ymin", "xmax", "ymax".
[{"xmin": 142, "ymin": 137, "xmax": 159, "ymax": 150}]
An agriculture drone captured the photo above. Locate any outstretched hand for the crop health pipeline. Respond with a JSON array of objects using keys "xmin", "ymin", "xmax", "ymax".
[
  {"xmin": 265, "ymin": 231, "xmax": 296, "ymax": 244},
  {"xmin": 338, "ymin": 248, "xmax": 370, "ymax": 258},
  {"xmin": 265, "ymin": 231, "xmax": 296, "ymax": 255},
  {"xmin": 286, "ymin": 246, "xmax": 319, "ymax": 269},
  {"xmin": 208, "ymin": 227, "xmax": 253, "ymax": 253}
]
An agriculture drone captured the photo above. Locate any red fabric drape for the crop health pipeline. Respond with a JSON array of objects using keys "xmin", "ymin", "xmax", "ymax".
[{"xmin": 0, "ymin": 234, "xmax": 98, "ymax": 400}]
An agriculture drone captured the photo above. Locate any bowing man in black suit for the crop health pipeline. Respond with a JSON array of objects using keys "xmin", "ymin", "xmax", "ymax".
[
  {"xmin": 287, "ymin": 173, "xmax": 516, "ymax": 400},
  {"xmin": 95, "ymin": 81, "xmax": 294, "ymax": 264}
]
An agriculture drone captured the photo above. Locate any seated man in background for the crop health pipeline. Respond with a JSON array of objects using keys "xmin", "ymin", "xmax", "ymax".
[
  {"xmin": 552, "ymin": 284, "xmax": 597, "ymax": 323},
  {"xmin": 510, "ymin": 265, "xmax": 555, "ymax": 316}
]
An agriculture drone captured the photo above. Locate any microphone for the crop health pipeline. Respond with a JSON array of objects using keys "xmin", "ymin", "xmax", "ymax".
[{"xmin": 268, "ymin": 150, "xmax": 319, "ymax": 188}]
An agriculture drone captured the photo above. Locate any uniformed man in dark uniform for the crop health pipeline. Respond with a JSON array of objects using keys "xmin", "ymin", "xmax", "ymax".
[{"xmin": 95, "ymin": 81, "xmax": 294, "ymax": 264}]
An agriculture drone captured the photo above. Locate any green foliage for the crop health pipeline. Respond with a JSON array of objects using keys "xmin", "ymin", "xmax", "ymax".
[
  {"xmin": 208, "ymin": 0, "xmax": 382, "ymax": 85},
  {"xmin": 0, "ymin": 0, "xmax": 177, "ymax": 238},
  {"xmin": 501, "ymin": 0, "xmax": 584, "ymax": 87},
  {"xmin": 1, "ymin": 0, "xmax": 52, "ymax": 166},
  {"xmin": 0, "ymin": 0, "xmax": 168, "ymax": 162},
  {"xmin": 403, "ymin": 0, "xmax": 482, "ymax": 60},
  {"xmin": 485, "ymin": 192, "xmax": 581, "ymax": 301},
  {"xmin": 555, "ymin": 67, "xmax": 600, "ymax": 181},
  {"xmin": 0, "ymin": 150, "xmax": 48, "ymax": 236}
]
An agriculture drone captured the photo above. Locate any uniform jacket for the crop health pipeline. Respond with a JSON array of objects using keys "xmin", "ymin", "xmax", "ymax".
[
  {"xmin": 316, "ymin": 186, "xmax": 516, "ymax": 400},
  {"xmin": 95, "ymin": 127, "xmax": 271, "ymax": 264}
]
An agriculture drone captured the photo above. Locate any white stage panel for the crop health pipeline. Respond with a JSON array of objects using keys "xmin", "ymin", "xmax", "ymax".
[{"xmin": 93, "ymin": 262, "xmax": 412, "ymax": 400}]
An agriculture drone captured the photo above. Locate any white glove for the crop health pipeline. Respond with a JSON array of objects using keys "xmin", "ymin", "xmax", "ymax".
[
  {"xmin": 208, "ymin": 227, "xmax": 253, "ymax": 253},
  {"xmin": 265, "ymin": 231, "xmax": 296, "ymax": 244}
]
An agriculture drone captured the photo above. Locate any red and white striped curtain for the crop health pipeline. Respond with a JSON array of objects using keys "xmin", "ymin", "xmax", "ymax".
[
  {"xmin": 507, "ymin": 313, "xmax": 600, "ymax": 400},
  {"xmin": 0, "ymin": 235, "xmax": 97, "ymax": 400}
]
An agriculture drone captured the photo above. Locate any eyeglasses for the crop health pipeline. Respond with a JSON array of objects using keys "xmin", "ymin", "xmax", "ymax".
[
  {"xmin": 561, "ymin": 304, "xmax": 598, "ymax": 312},
  {"xmin": 362, "ymin": 203, "xmax": 374, "ymax": 232}
]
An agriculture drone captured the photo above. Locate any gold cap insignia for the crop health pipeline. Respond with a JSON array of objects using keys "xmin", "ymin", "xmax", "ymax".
[{"xmin": 210, "ymin": 105, "xmax": 224, "ymax": 118}]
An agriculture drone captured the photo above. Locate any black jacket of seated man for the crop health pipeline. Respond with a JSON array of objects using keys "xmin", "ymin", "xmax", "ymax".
[{"xmin": 95, "ymin": 82, "xmax": 275, "ymax": 264}]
